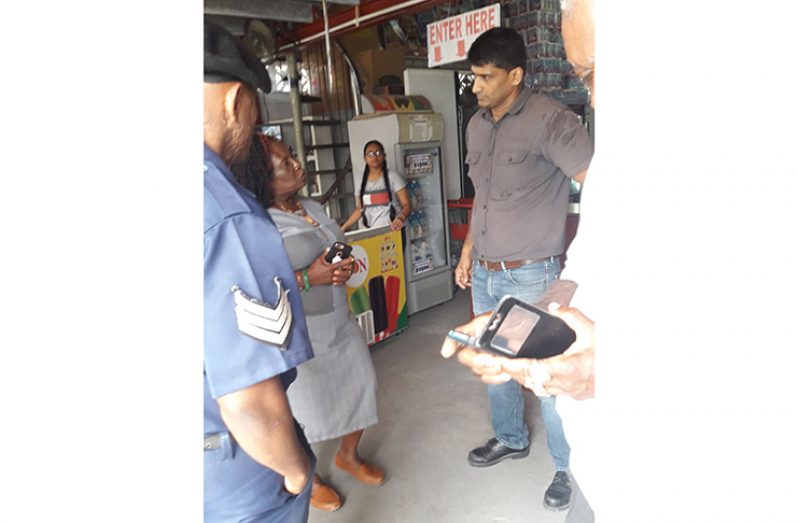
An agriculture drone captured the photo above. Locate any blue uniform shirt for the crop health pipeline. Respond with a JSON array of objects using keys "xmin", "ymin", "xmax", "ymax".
[{"xmin": 204, "ymin": 144, "xmax": 314, "ymax": 521}]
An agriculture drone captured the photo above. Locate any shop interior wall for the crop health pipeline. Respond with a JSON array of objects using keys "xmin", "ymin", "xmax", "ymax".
[{"xmin": 339, "ymin": 27, "xmax": 417, "ymax": 95}]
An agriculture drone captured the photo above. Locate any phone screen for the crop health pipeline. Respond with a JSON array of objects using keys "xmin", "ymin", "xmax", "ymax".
[{"xmin": 490, "ymin": 305, "xmax": 541, "ymax": 355}]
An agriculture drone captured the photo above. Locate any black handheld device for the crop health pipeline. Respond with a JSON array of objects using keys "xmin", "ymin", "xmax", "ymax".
[
  {"xmin": 474, "ymin": 296, "xmax": 576, "ymax": 359},
  {"xmin": 324, "ymin": 241, "xmax": 353, "ymax": 264}
]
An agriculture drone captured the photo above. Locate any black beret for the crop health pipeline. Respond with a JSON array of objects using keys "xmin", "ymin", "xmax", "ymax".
[{"xmin": 204, "ymin": 20, "xmax": 271, "ymax": 93}]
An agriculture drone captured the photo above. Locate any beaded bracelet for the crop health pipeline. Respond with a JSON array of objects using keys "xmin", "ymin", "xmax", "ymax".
[{"xmin": 302, "ymin": 269, "xmax": 310, "ymax": 291}]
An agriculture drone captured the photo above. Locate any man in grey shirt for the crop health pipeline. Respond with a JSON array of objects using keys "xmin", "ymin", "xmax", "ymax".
[{"xmin": 454, "ymin": 27, "xmax": 593, "ymax": 512}]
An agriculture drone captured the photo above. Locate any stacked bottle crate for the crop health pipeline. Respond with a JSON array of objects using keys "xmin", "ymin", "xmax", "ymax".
[{"xmin": 502, "ymin": 0, "xmax": 588, "ymax": 105}]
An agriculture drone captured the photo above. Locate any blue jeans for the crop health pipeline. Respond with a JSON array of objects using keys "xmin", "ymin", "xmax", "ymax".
[{"xmin": 471, "ymin": 258, "xmax": 570, "ymax": 470}]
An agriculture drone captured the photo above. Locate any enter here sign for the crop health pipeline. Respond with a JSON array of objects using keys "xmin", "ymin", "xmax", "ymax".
[{"xmin": 427, "ymin": 3, "xmax": 501, "ymax": 68}]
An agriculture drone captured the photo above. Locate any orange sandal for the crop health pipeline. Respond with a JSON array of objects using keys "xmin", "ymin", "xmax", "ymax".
[
  {"xmin": 310, "ymin": 475, "xmax": 342, "ymax": 511},
  {"xmin": 335, "ymin": 454, "xmax": 386, "ymax": 486}
]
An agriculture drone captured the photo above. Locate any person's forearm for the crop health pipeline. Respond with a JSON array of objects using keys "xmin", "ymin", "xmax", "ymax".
[
  {"xmin": 341, "ymin": 208, "xmax": 362, "ymax": 231},
  {"xmin": 392, "ymin": 206, "xmax": 410, "ymax": 229},
  {"xmin": 462, "ymin": 227, "xmax": 473, "ymax": 261},
  {"xmin": 395, "ymin": 188, "xmax": 411, "ymax": 223},
  {"xmin": 218, "ymin": 375, "xmax": 310, "ymax": 482},
  {"xmin": 294, "ymin": 269, "xmax": 311, "ymax": 290},
  {"xmin": 454, "ymin": 227, "xmax": 473, "ymax": 289}
]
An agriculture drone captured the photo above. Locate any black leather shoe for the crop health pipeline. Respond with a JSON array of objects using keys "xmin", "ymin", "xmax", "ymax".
[
  {"xmin": 467, "ymin": 438, "xmax": 530, "ymax": 467},
  {"xmin": 543, "ymin": 470, "xmax": 572, "ymax": 511}
]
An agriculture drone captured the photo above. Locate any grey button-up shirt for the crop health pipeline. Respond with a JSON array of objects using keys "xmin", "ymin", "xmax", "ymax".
[{"xmin": 466, "ymin": 87, "xmax": 593, "ymax": 262}]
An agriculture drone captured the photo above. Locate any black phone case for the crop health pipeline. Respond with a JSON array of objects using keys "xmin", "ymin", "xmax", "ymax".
[
  {"xmin": 325, "ymin": 242, "xmax": 352, "ymax": 263},
  {"xmin": 477, "ymin": 298, "xmax": 575, "ymax": 359}
]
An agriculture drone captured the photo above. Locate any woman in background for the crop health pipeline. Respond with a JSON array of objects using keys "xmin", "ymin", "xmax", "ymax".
[
  {"xmin": 341, "ymin": 140, "xmax": 411, "ymax": 232},
  {"xmin": 234, "ymin": 136, "xmax": 385, "ymax": 513}
]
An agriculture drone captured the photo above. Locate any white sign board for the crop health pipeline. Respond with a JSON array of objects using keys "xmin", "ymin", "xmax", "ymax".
[{"xmin": 427, "ymin": 4, "xmax": 501, "ymax": 68}]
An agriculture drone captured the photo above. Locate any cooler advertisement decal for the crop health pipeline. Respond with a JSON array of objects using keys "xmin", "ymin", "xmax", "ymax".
[{"xmin": 346, "ymin": 230, "xmax": 408, "ymax": 346}]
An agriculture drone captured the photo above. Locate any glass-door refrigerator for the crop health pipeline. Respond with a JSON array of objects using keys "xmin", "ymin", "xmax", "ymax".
[
  {"xmin": 395, "ymin": 143, "xmax": 453, "ymax": 314},
  {"xmin": 348, "ymin": 112, "xmax": 454, "ymax": 315}
]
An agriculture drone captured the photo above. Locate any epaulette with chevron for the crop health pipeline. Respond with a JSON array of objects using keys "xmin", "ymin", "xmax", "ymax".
[{"xmin": 231, "ymin": 278, "xmax": 293, "ymax": 349}]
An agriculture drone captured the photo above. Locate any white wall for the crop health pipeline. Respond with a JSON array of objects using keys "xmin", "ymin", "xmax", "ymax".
[{"xmin": 403, "ymin": 68, "xmax": 463, "ymax": 200}]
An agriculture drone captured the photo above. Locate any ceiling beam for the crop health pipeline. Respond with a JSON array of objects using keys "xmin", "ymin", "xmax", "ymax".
[
  {"xmin": 204, "ymin": 15, "xmax": 248, "ymax": 36},
  {"xmin": 306, "ymin": 0, "xmax": 361, "ymax": 4},
  {"xmin": 280, "ymin": 0, "xmax": 449, "ymax": 45},
  {"xmin": 204, "ymin": 0, "xmax": 313, "ymax": 23}
]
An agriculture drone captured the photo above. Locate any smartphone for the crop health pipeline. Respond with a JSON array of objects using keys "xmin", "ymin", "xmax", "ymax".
[
  {"xmin": 448, "ymin": 296, "xmax": 575, "ymax": 359},
  {"xmin": 324, "ymin": 241, "xmax": 353, "ymax": 264}
]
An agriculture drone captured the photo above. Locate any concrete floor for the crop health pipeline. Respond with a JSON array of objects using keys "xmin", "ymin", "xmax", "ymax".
[{"xmin": 308, "ymin": 288, "xmax": 568, "ymax": 523}]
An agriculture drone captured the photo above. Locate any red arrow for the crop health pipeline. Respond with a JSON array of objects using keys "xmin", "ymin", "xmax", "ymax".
[
  {"xmin": 433, "ymin": 46, "xmax": 442, "ymax": 63},
  {"xmin": 457, "ymin": 40, "xmax": 466, "ymax": 57}
]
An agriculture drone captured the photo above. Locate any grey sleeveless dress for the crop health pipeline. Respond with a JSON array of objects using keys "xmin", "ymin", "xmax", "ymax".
[{"xmin": 268, "ymin": 198, "xmax": 378, "ymax": 443}]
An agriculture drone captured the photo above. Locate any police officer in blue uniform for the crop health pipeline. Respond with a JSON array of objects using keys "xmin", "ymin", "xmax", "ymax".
[{"xmin": 204, "ymin": 20, "xmax": 316, "ymax": 522}]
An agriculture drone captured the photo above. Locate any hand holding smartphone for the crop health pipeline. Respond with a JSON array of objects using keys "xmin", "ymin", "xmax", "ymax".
[
  {"xmin": 324, "ymin": 241, "xmax": 353, "ymax": 264},
  {"xmin": 447, "ymin": 295, "xmax": 576, "ymax": 359}
]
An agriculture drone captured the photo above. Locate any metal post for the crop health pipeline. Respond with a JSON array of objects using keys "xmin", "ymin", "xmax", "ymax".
[
  {"xmin": 287, "ymin": 49, "xmax": 307, "ymax": 169},
  {"xmin": 347, "ymin": 53, "xmax": 362, "ymax": 116},
  {"xmin": 322, "ymin": 0, "xmax": 334, "ymax": 96}
]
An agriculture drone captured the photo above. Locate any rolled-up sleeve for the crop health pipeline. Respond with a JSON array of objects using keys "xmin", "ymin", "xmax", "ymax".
[{"xmin": 541, "ymin": 108, "xmax": 594, "ymax": 178}]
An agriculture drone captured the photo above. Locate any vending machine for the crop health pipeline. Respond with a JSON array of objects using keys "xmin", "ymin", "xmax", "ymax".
[{"xmin": 348, "ymin": 111, "xmax": 454, "ymax": 315}]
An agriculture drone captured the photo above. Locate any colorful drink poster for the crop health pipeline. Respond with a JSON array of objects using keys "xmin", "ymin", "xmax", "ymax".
[{"xmin": 345, "ymin": 229, "xmax": 408, "ymax": 346}]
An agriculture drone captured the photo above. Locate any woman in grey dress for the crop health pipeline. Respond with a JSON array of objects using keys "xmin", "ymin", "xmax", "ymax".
[{"xmin": 233, "ymin": 136, "xmax": 385, "ymax": 512}]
